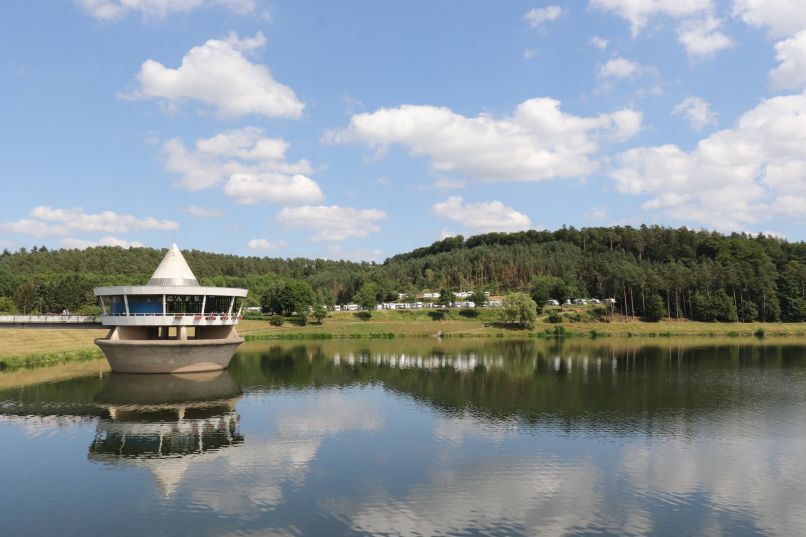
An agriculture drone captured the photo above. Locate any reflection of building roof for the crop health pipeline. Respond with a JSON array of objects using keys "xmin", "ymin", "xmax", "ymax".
[
  {"xmin": 148, "ymin": 243, "xmax": 199, "ymax": 287},
  {"xmin": 88, "ymin": 408, "xmax": 243, "ymax": 497}
]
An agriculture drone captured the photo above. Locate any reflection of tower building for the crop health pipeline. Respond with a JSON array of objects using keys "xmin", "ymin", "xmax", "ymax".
[
  {"xmin": 88, "ymin": 372, "xmax": 244, "ymax": 496},
  {"xmin": 93, "ymin": 244, "xmax": 248, "ymax": 373}
]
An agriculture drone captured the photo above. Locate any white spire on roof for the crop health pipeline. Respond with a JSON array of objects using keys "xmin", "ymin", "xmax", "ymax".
[{"xmin": 148, "ymin": 243, "xmax": 199, "ymax": 287}]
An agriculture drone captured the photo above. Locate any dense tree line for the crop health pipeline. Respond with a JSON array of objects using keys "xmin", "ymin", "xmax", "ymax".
[{"xmin": 2, "ymin": 225, "xmax": 806, "ymax": 322}]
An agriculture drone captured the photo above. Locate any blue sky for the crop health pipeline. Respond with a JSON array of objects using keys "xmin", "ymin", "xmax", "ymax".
[{"xmin": 1, "ymin": 0, "xmax": 805, "ymax": 259}]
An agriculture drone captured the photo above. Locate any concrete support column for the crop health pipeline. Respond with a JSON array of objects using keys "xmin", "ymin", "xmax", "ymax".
[
  {"xmin": 178, "ymin": 326, "xmax": 187, "ymax": 341},
  {"xmin": 123, "ymin": 294, "xmax": 130, "ymax": 316}
]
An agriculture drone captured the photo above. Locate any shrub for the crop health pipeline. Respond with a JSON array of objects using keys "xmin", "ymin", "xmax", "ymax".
[
  {"xmin": 269, "ymin": 316, "xmax": 284, "ymax": 326},
  {"xmin": 643, "ymin": 295, "xmax": 666, "ymax": 322},
  {"xmin": 547, "ymin": 311, "xmax": 563, "ymax": 323},
  {"xmin": 502, "ymin": 292, "xmax": 538, "ymax": 328}
]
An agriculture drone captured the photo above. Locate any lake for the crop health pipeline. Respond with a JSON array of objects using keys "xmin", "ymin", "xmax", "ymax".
[{"xmin": 2, "ymin": 338, "xmax": 806, "ymax": 536}]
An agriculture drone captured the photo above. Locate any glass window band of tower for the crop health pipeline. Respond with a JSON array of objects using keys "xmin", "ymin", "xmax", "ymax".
[
  {"xmin": 204, "ymin": 296, "xmax": 233, "ymax": 314},
  {"xmin": 165, "ymin": 295, "xmax": 203, "ymax": 314}
]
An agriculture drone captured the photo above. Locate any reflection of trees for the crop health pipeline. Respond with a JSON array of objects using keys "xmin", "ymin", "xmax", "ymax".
[{"xmin": 230, "ymin": 341, "xmax": 802, "ymax": 429}]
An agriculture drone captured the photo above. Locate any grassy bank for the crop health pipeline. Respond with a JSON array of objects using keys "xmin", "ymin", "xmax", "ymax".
[
  {"xmin": 0, "ymin": 327, "xmax": 108, "ymax": 369},
  {"xmin": 239, "ymin": 310, "xmax": 806, "ymax": 340},
  {"xmin": 3, "ymin": 311, "xmax": 806, "ymax": 370}
]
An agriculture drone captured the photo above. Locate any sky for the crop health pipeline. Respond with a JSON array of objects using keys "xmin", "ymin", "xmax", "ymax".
[{"xmin": 1, "ymin": 0, "xmax": 806, "ymax": 260}]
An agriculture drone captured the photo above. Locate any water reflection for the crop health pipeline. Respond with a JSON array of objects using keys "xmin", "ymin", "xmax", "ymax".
[
  {"xmin": 1, "ymin": 339, "xmax": 806, "ymax": 536},
  {"xmin": 88, "ymin": 372, "xmax": 244, "ymax": 496}
]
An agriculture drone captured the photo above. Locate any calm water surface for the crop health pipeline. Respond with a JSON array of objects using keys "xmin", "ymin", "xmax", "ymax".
[{"xmin": 2, "ymin": 339, "xmax": 806, "ymax": 536}]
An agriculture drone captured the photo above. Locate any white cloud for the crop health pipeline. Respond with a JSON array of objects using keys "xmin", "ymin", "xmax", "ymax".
[
  {"xmin": 522, "ymin": 48, "xmax": 539, "ymax": 60},
  {"xmin": 0, "ymin": 207, "xmax": 178, "ymax": 237},
  {"xmin": 591, "ymin": 0, "xmax": 712, "ymax": 35},
  {"xmin": 29, "ymin": 206, "xmax": 179, "ymax": 233},
  {"xmin": 60, "ymin": 236, "xmax": 145, "ymax": 249},
  {"xmin": 181, "ymin": 206, "xmax": 225, "ymax": 218},
  {"xmin": 677, "ymin": 15, "xmax": 733, "ymax": 58},
  {"xmin": 162, "ymin": 127, "xmax": 321, "ymax": 205},
  {"xmin": 732, "ymin": 0, "xmax": 806, "ymax": 38},
  {"xmin": 523, "ymin": 5, "xmax": 564, "ymax": 28},
  {"xmin": 770, "ymin": 31, "xmax": 806, "ymax": 90},
  {"xmin": 224, "ymin": 173, "xmax": 324, "ymax": 205},
  {"xmin": 247, "ymin": 238, "xmax": 286, "ymax": 251},
  {"xmin": 598, "ymin": 57, "xmax": 641, "ymax": 79},
  {"xmin": 590, "ymin": 36, "xmax": 609, "ymax": 49},
  {"xmin": 77, "ymin": 0, "xmax": 257, "ymax": 21},
  {"xmin": 329, "ymin": 98, "xmax": 641, "ymax": 183},
  {"xmin": 673, "ymin": 96, "xmax": 717, "ymax": 130},
  {"xmin": 729, "ymin": 3, "xmax": 806, "ymax": 93},
  {"xmin": 123, "ymin": 32, "xmax": 303, "ymax": 119},
  {"xmin": 609, "ymin": 90, "xmax": 806, "ymax": 230},
  {"xmin": 276, "ymin": 205, "xmax": 387, "ymax": 242},
  {"xmin": 0, "ymin": 219, "xmax": 66, "ymax": 237},
  {"xmin": 164, "ymin": 127, "xmax": 312, "ymax": 190},
  {"xmin": 433, "ymin": 196, "xmax": 532, "ymax": 233}
]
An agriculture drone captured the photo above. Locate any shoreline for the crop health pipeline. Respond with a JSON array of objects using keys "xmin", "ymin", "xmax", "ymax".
[{"xmin": 3, "ymin": 314, "xmax": 806, "ymax": 370}]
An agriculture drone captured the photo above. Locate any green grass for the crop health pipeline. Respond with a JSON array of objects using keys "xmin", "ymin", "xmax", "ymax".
[{"xmin": 0, "ymin": 349, "xmax": 104, "ymax": 370}]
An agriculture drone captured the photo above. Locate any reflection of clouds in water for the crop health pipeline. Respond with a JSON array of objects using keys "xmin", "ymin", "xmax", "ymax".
[
  {"xmin": 0, "ymin": 415, "xmax": 93, "ymax": 436},
  {"xmin": 433, "ymin": 412, "xmax": 521, "ymax": 444},
  {"xmin": 619, "ymin": 436, "xmax": 806, "ymax": 535},
  {"xmin": 187, "ymin": 392, "xmax": 384, "ymax": 514},
  {"xmin": 347, "ymin": 458, "xmax": 606, "ymax": 536}
]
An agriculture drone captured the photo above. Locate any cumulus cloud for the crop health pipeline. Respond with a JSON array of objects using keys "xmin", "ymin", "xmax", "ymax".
[
  {"xmin": 433, "ymin": 196, "xmax": 532, "ymax": 233},
  {"xmin": 732, "ymin": 0, "xmax": 806, "ymax": 39},
  {"xmin": 673, "ymin": 96, "xmax": 717, "ymax": 130},
  {"xmin": 590, "ymin": 36, "xmax": 609, "ymax": 49},
  {"xmin": 1, "ymin": 207, "xmax": 178, "ymax": 236},
  {"xmin": 770, "ymin": 31, "xmax": 806, "ymax": 90},
  {"xmin": 676, "ymin": 15, "xmax": 733, "ymax": 58},
  {"xmin": 730, "ymin": 3, "xmax": 806, "ymax": 92},
  {"xmin": 224, "ymin": 173, "xmax": 324, "ymax": 205},
  {"xmin": 590, "ymin": 0, "xmax": 712, "ymax": 35},
  {"xmin": 523, "ymin": 5, "xmax": 564, "ymax": 28},
  {"xmin": 598, "ymin": 57, "xmax": 641, "ymax": 79},
  {"xmin": 181, "ymin": 206, "xmax": 225, "ymax": 218},
  {"xmin": 328, "ymin": 98, "xmax": 641, "ymax": 183},
  {"xmin": 162, "ymin": 127, "xmax": 321, "ymax": 204},
  {"xmin": 77, "ymin": 0, "xmax": 257, "ymax": 21},
  {"xmin": 123, "ymin": 32, "xmax": 303, "ymax": 119},
  {"xmin": 247, "ymin": 238, "xmax": 286, "ymax": 251},
  {"xmin": 60, "ymin": 236, "xmax": 145, "ymax": 249},
  {"xmin": 609, "ymin": 90, "xmax": 806, "ymax": 230},
  {"xmin": 276, "ymin": 205, "xmax": 387, "ymax": 242}
]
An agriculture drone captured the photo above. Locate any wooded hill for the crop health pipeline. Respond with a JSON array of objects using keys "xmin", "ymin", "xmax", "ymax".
[{"xmin": 1, "ymin": 225, "xmax": 806, "ymax": 322}]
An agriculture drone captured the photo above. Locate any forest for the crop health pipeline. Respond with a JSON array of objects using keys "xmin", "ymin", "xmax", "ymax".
[{"xmin": 1, "ymin": 225, "xmax": 806, "ymax": 322}]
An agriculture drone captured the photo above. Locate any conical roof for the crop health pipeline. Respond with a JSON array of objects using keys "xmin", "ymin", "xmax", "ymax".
[{"xmin": 147, "ymin": 243, "xmax": 199, "ymax": 287}]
